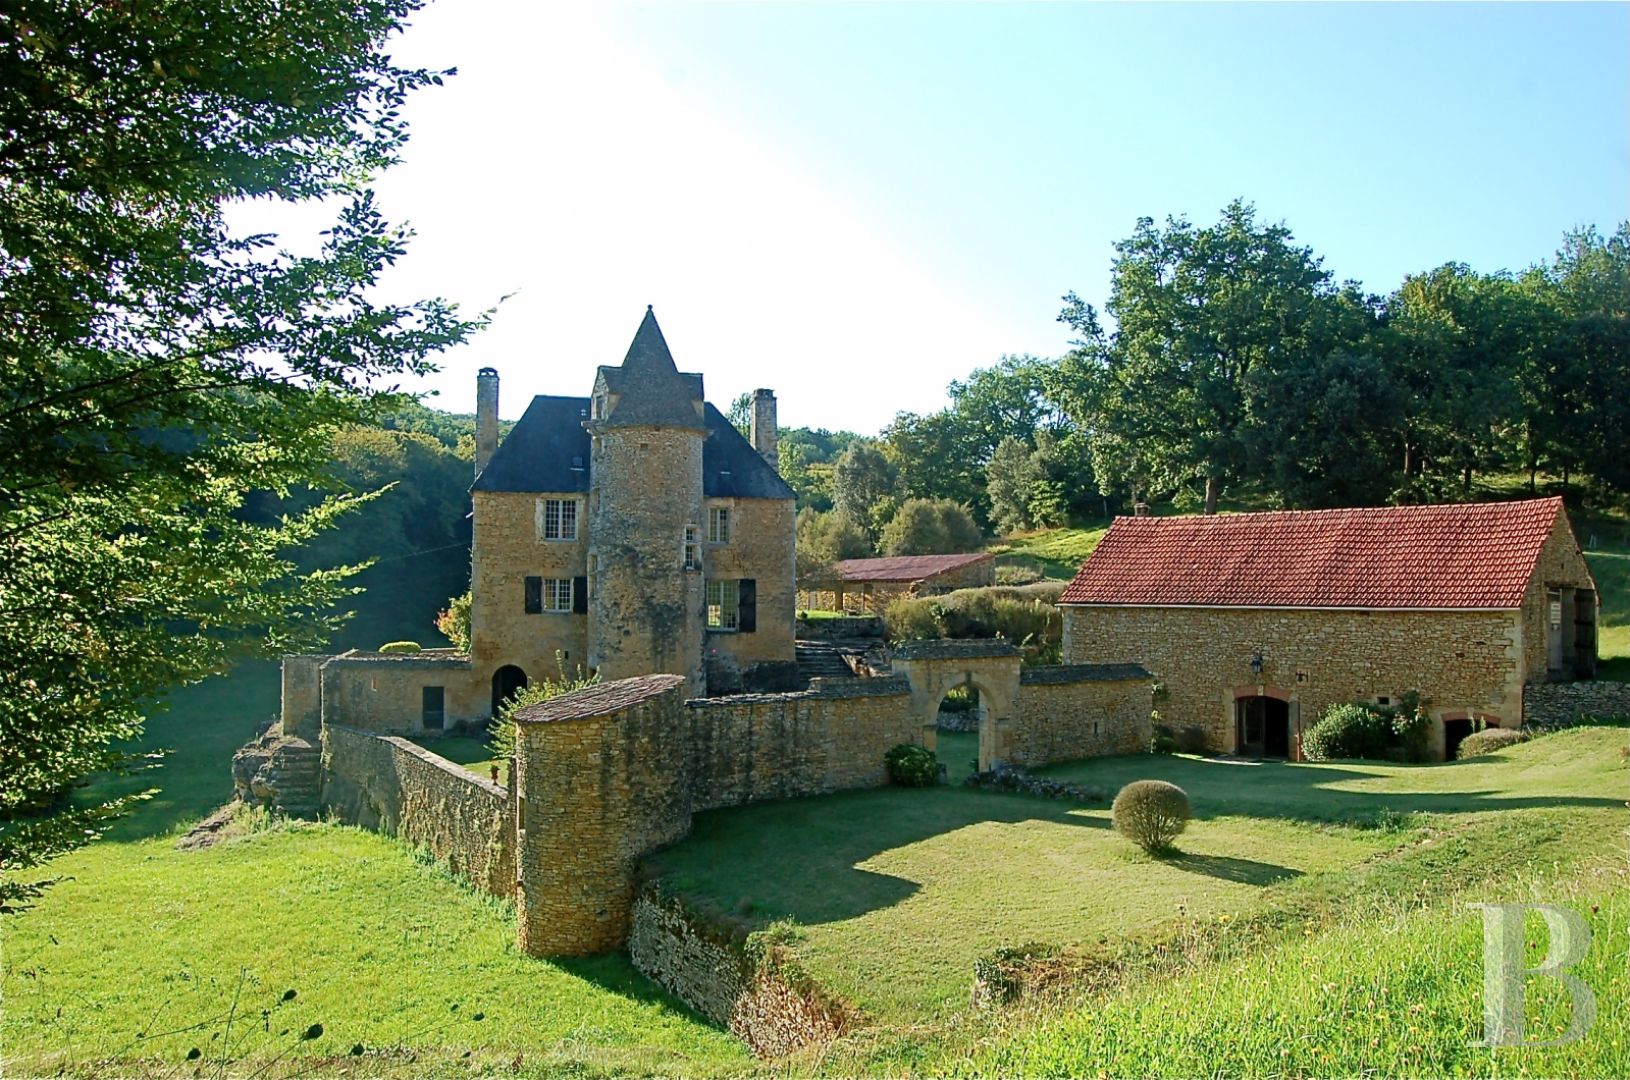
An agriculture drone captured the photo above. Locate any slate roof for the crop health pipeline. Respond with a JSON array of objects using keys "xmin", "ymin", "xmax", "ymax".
[
  {"xmin": 597, "ymin": 307, "xmax": 707, "ymax": 430},
  {"xmin": 471, "ymin": 398, "xmax": 794, "ymax": 500},
  {"xmin": 830, "ymin": 552, "xmax": 993, "ymax": 583},
  {"xmin": 1059, "ymin": 497, "xmax": 1568, "ymax": 610},
  {"xmin": 513, "ymin": 673, "xmax": 686, "ymax": 724}
]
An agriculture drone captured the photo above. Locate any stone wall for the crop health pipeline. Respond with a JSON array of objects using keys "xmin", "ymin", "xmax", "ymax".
[
  {"xmin": 1523, "ymin": 680, "xmax": 1630, "ymax": 727},
  {"xmin": 469, "ymin": 489, "xmax": 591, "ymax": 688},
  {"xmin": 1062, "ymin": 605, "xmax": 1525, "ymax": 758},
  {"xmin": 279, "ymin": 655, "xmax": 325, "ymax": 740},
  {"xmin": 318, "ymin": 651, "xmax": 485, "ymax": 734},
  {"xmin": 704, "ymin": 496, "xmax": 797, "ymax": 682},
  {"xmin": 793, "ymin": 614, "xmax": 885, "ymax": 640},
  {"xmin": 686, "ymin": 677, "xmax": 917, "ymax": 811},
  {"xmin": 321, "ymin": 724, "xmax": 514, "ymax": 897},
  {"xmin": 513, "ymin": 675, "xmax": 694, "ymax": 956},
  {"xmin": 628, "ymin": 889, "xmax": 855, "ymax": 1057},
  {"xmin": 1518, "ymin": 512, "xmax": 1599, "ymax": 681},
  {"xmin": 1010, "ymin": 665, "xmax": 1153, "ymax": 766}
]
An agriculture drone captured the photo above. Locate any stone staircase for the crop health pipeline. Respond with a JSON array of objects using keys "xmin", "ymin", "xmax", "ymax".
[
  {"xmin": 794, "ymin": 640, "xmax": 862, "ymax": 685},
  {"xmin": 231, "ymin": 729, "xmax": 323, "ymax": 818}
]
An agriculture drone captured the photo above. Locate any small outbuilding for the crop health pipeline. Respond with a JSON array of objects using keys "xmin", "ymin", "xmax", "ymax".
[
  {"xmin": 1059, "ymin": 497, "xmax": 1598, "ymax": 761},
  {"xmin": 800, "ymin": 552, "xmax": 995, "ymax": 615}
]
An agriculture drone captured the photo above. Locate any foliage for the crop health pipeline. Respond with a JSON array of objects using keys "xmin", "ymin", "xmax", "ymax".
[
  {"xmin": 488, "ymin": 656, "xmax": 600, "ymax": 760},
  {"xmin": 995, "ymin": 563, "xmax": 1045, "ymax": 586},
  {"xmin": 777, "ymin": 426, "xmax": 859, "ymax": 511},
  {"xmin": 1303, "ymin": 695, "xmax": 1431, "ymax": 763},
  {"xmin": 378, "ymin": 641, "xmax": 422, "ymax": 654},
  {"xmin": 1111, "ymin": 780, "xmax": 1191, "ymax": 852},
  {"xmin": 795, "ymin": 507, "xmax": 873, "ymax": 585},
  {"xmin": 831, "ymin": 440, "xmax": 899, "ymax": 536},
  {"xmin": 963, "ymin": 763, "xmax": 1106, "ymax": 803},
  {"xmin": 884, "ymin": 743, "xmax": 940, "ymax": 787},
  {"xmin": 879, "ymin": 497, "xmax": 984, "ymax": 555},
  {"xmin": 1456, "ymin": 726, "xmax": 1530, "ymax": 759},
  {"xmin": 882, "ymin": 583, "xmax": 1063, "ymax": 663},
  {"xmin": 1149, "ymin": 727, "xmax": 1179, "ymax": 755},
  {"xmin": 0, "ymin": 0, "xmax": 483, "ymax": 894},
  {"xmin": 435, "ymin": 590, "xmax": 473, "ymax": 652}
]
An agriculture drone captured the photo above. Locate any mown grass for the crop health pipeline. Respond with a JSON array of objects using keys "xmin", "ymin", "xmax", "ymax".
[
  {"xmin": 824, "ymin": 822, "xmax": 1629, "ymax": 1077},
  {"xmin": 0, "ymin": 820, "xmax": 750, "ymax": 1078},
  {"xmin": 647, "ymin": 728, "xmax": 1629, "ymax": 1024},
  {"xmin": 988, "ymin": 526, "xmax": 1107, "ymax": 580}
]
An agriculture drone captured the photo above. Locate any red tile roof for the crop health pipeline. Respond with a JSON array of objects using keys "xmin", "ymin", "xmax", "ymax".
[
  {"xmin": 1059, "ymin": 498, "xmax": 1567, "ymax": 610},
  {"xmin": 831, "ymin": 552, "xmax": 993, "ymax": 583}
]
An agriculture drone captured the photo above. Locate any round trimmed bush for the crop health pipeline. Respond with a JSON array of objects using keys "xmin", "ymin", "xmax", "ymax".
[
  {"xmin": 378, "ymin": 641, "xmax": 422, "ymax": 654},
  {"xmin": 885, "ymin": 743, "xmax": 940, "ymax": 787},
  {"xmin": 1112, "ymin": 780, "xmax": 1191, "ymax": 852},
  {"xmin": 1302, "ymin": 703, "xmax": 1392, "ymax": 760},
  {"xmin": 1457, "ymin": 726, "xmax": 1529, "ymax": 759}
]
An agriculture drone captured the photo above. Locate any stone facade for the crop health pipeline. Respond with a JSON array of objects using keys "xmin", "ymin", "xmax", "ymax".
[
  {"xmin": 468, "ymin": 489, "xmax": 590, "ymax": 685},
  {"xmin": 1063, "ymin": 605, "xmax": 1523, "ymax": 760},
  {"xmin": 321, "ymin": 725, "xmax": 515, "ymax": 897},
  {"xmin": 1518, "ymin": 510, "xmax": 1601, "ymax": 681},
  {"xmin": 316, "ymin": 650, "xmax": 484, "ymax": 734}
]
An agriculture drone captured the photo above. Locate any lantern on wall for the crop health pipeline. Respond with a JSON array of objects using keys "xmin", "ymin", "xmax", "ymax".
[{"xmin": 1250, "ymin": 648, "xmax": 1265, "ymax": 678}]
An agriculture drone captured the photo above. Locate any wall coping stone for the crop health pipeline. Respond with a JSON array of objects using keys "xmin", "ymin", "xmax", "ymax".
[
  {"xmin": 514, "ymin": 672, "xmax": 685, "ymax": 724},
  {"xmin": 326, "ymin": 724, "xmax": 508, "ymax": 797},
  {"xmin": 324, "ymin": 649, "xmax": 473, "ymax": 670},
  {"xmin": 1021, "ymin": 663, "xmax": 1152, "ymax": 685},
  {"xmin": 893, "ymin": 638, "xmax": 1020, "ymax": 660},
  {"xmin": 686, "ymin": 674, "xmax": 911, "ymax": 709}
]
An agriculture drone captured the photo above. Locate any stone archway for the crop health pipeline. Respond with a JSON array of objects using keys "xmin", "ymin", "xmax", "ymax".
[{"xmin": 893, "ymin": 640, "xmax": 1022, "ymax": 772}]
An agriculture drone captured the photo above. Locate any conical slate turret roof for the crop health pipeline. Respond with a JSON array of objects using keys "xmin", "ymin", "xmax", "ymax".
[{"xmin": 597, "ymin": 307, "xmax": 705, "ymax": 430}]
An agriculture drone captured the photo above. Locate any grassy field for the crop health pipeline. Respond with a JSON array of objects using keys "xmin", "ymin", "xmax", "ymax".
[
  {"xmin": 988, "ymin": 526, "xmax": 1107, "ymax": 581},
  {"xmin": 646, "ymin": 728, "xmax": 1629, "ymax": 1024}
]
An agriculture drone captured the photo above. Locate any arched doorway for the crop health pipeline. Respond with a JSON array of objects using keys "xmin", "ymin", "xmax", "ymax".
[
  {"xmin": 1236, "ymin": 694, "xmax": 1291, "ymax": 758},
  {"xmin": 491, "ymin": 664, "xmax": 528, "ymax": 716},
  {"xmin": 934, "ymin": 679, "xmax": 982, "ymax": 783}
]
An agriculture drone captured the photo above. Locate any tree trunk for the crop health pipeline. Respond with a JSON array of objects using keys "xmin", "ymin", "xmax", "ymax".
[{"xmin": 1204, "ymin": 474, "xmax": 1220, "ymax": 515}]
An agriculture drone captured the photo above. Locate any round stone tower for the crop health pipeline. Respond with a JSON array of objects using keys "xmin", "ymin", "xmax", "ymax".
[{"xmin": 585, "ymin": 308, "xmax": 707, "ymax": 696}]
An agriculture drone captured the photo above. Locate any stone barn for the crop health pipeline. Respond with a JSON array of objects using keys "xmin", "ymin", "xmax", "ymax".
[
  {"xmin": 799, "ymin": 552, "xmax": 996, "ymax": 615},
  {"xmin": 1059, "ymin": 497, "xmax": 1598, "ymax": 761}
]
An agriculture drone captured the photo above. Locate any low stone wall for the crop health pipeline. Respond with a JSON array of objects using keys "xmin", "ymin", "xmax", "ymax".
[
  {"xmin": 628, "ymin": 889, "xmax": 855, "ymax": 1057},
  {"xmin": 1009, "ymin": 665, "xmax": 1153, "ymax": 766},
  {"xmin": 1524, "ymin": 680, "xmax": 1630, "ymax": 727},
  {"xmin": 793, "ymin": 615, "xmax": 885, "ymax": 641},
  {"xmin": 686, "ymin": 677, "xmax": 916, "ymax": 811},
  {"xmin": 322, "ymin": 725, "xmax": 514, "ymax": 897}
]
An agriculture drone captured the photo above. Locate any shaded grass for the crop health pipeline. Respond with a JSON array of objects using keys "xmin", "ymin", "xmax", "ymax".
[
  {"xmin": 648, "ymin": 729, "xmax": 1628, "ymax": 1024},
  {"xmin": 0, "ymin": 823, "xmax": 749, "ymax": 1078},
  {"xmin": 935, "ymin": 730, "xmax": 979, "ymax": 785}
]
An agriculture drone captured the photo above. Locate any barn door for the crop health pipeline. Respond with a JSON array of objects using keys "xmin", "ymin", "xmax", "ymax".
[{"xmin": 1574, "ymin": 589, "xmax": 1598, "ymax": 679}]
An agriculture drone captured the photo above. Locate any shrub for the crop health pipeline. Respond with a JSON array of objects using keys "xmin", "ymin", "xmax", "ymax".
[
  {"xmin": 434, "ymin": 590, "xmax": 472, "ymax": 652},
  {"xmin": 1174, "ymin": 724, "xmax": 1209, "ymax": 755},
  {"xmin": 1150, "ymin": 729, "xmax": 1179, "ymax": 755},
  {"xmin": 879, "ymin": 497, "xmax": 984, "ymax": 556},
  {"xmin": 994, "ymin": 564, "xmax": 1044, "ymax": 586},
  {"xmin": 378, "ymin": 641, "xmax": 421, "ymax": 654},
  {"xmin": 881, "ymin": 582, "xmax": 1064, "ymax": 664},
  {"xmin": 1112, "ymin": 780, "xmax": 1191, "ymax": 852},
  {"xmin": 1457, "ymin": 727, "xmax": 1529, "ymax": 759},
  {"xmin": 882, "ymin": 597, "xmax": 945, "ymax": 641},
  {"xmin": 1301, "ymin": 700, "xmax": 1436, "ymax": 762},
  {"xmin": 885, "ymin": 743, "xmax": 940, "ymax": 787},
  {"xmin": 489, "ymin": 654, "xmax": 599, "ymax": 759}
]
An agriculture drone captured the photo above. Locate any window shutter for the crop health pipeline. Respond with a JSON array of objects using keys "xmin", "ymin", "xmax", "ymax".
[
  {"xmin": 573, "ymin": 576, "xmax": 588, "ymax": 614},
  {"xmin": 738, "ymin": 578, "xmax": 756, "ymax": 633},
  {"xmin": 524, "ymin": 575, "xmax": 542, "ymax": 614}
]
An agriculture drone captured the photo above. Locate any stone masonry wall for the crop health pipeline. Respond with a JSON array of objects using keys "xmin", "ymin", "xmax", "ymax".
[
  {"xmin": 319, "ymin": 653, "xmax": 485, "ymax": 734},
  {"xmin": 703, "ymin": 495, "xmax": 797, "ymax": 679},
  {"xmin": 469, "ymin": 489, "xmax": 590, "ymax": 684},
  {"xmin": 321, "ymin": 724, "xmax": 514, "ymax": 897},
  {"xmin": 1523, "ymin": 680, "xmax": 1630, "ymax": 727},
  {"xmin": 513, "ymin": 677, "xmax": 693, "ymax": 956},
  {"xmin": 1011, "ymin": 669, "xmax": 1152, "ymax": 766},
  {"xmin": 1518, "ymin": 512, "xmax": 1599, "ymax": 681},
  {"xmin": 1063, "ymin": 605, "xmax": 1525, "ymax": 756},
  {"xmin": 628, "ymin": 889, "xmax": 854, "ymax": 1057},
  {"xmin": 685, "ymin": 677, "xmax": 917, "ymax": 811}
]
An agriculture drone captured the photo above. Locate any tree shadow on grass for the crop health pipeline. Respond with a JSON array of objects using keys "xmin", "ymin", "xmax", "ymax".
[{"xmin": 1157, "ymin": 850, "xmax": 1303, "ymax": 886}]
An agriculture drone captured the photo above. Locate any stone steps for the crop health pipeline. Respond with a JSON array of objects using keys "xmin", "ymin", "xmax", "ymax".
[{"xmin": 794, "ymin": 641, "xmax": 857, "ymax": 683}]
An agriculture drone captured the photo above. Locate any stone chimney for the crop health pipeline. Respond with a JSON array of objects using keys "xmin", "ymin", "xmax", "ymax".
[
  {"xmin": 749, "ymin": 388, "xmax": 778, "ymax": 470},
  {"xmin": 1133, "ymin": 501, "xmax": 1151, "ymax": 517},
  {"xmin": 475, "ymin": 367, "xmax": 499, "ymax": 479}
]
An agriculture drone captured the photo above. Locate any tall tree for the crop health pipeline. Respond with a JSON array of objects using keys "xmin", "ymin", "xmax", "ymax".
[
  {"xmin": 831, "ymin": 440, "xmax": 899, "ymax": 537},
  {"xmin": 0, "ymin": 0, "xmax": 481, "ymax": 909},
  {"xmin": 1051, "ymin": 200, "xmax": 1334, "ymax": 513}
]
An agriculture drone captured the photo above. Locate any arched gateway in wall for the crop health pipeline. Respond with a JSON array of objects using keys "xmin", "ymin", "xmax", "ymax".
[{"xmin": 892, "ymin": 639, "xmax": 1023, "ymax": 771}]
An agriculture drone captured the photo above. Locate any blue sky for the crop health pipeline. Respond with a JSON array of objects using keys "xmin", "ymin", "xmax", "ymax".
[{"xmin": 234, "ymin": 2, "xmax": 1629, "ymax": 433}]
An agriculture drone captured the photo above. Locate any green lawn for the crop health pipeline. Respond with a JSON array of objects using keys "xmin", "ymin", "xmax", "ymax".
[
  {"xmin": 988, "ymin": 526, "xmax": 1108, "ymax": 580},
  {"xmin": 646, "ymin": 728, "xmax": 1629, "ymax": 1024},
  {"xmin": 1, "ymin": 822, "xmax": 748, "ymax": 1078},
  {"xmin": 409, "ymin": 733, "xmax": 506, "ymax": 783},
  {"xmin": 1585, "ymin": 547, "xmax": 1630, "ymax": 680}
]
